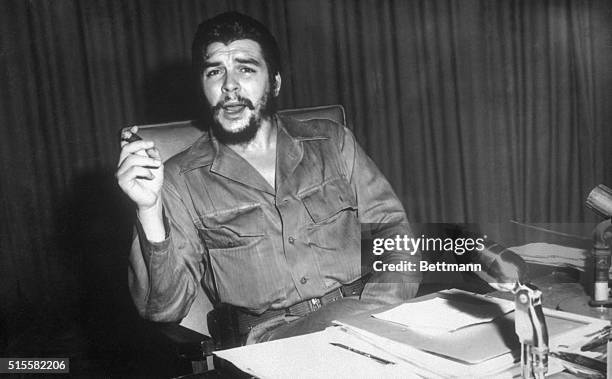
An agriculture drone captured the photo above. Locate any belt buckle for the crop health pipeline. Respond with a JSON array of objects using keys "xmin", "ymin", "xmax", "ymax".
[{"xmin": 310, "ymin": 297, "xmax": 322, "ymax": 311}]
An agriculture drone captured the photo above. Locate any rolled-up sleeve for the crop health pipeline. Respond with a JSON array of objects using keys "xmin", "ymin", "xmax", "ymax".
[
  {"xmin": 128, "ymin": 175, "xmax": 205, "ymax": 322},
  {"xmin": 338, "ymin": 126, "xmax": 421, "ymax": 303}
]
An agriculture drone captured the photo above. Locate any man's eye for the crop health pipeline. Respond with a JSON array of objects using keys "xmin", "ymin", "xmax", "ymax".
[
  {"xmin": 240, "ymin": 67, "xmax": 256, "ymax": 74},
  {"xmin": 205, "ymin": 69, "xmax": 222, "ymax": 78}
]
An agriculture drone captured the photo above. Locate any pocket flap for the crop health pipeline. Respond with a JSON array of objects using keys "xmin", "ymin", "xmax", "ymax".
[
  {"xmin": 301, "ymin": 178, "xmax": 356, "ymax": 223},
  {"xmin": 200, "ymin": 203, "xmax": 264, "ymax": 237}
]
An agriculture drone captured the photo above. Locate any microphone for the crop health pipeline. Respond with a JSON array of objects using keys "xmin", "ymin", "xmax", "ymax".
[
  {"xmin": 586, "ymin": 184, "xmax": 612, "ymax": 219},
  {"xmin": 447, "ymin": 224, "xmax": 527, "ymax": 291},
  {"xmin": 473, "ymin": 240, "xmax": 529, "ymax": 287}
]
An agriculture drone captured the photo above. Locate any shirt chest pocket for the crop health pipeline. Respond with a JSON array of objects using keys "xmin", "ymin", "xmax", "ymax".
[
  {"xmin": 300, "ymin": 177, "xmax": 357, "ymax": 224},
  {"xmin": 198, "ymin": 203, "xmax": 265, "ymax": 249}
]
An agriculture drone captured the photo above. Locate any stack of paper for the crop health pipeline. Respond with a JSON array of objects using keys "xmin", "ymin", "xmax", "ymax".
[
  {"xmin": 333, "ymin": 320, "xmax": 520, "ymax": 378},
  {"xmin": 333, "ymin": 290, "xmax": 523, "ymax": 377},
  {"xmin": 372, "ymin": 296, "xmax": 514, "ymax": 335},
  {"xmin": 334, "ymin": 289, "xmax": 606, "ymax": 377},
  {"xmin": 509, "ymin": 242, "xmax": 588, "ymax": 271},
  {"xmin": 214, "ymin": 327, "xmax": 424, "ymax": 378}
]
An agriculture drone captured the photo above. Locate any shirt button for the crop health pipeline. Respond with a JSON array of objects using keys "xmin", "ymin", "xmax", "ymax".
[
  {"xmin": 300, "ymin": 277, "xmax": 308, "ymax": 284},
  {"xmin": 288, "ymin": 236, "xmax": 295, "ymax": 244}
]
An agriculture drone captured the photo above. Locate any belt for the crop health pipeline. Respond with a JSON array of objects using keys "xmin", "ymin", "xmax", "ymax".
[{"xmin": 236, "ymin": 277, "xmax": 367, "ymax": 336}]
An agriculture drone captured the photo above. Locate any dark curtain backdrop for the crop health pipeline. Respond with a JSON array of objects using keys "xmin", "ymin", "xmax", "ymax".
[{"xmin": 1, "ymin": 0, "xmax": 611, "ymax": 358}]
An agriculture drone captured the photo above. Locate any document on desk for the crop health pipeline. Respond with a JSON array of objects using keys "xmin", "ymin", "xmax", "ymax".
[
  {"xmin": 214, "ymin": 327, "xmax": 423, "ymax": 379},
  {"xmin": 372, "ymin": 296, "xmax": 514, "ymax": 335},
  {"xmin": 333, "ymin": 290, "xmax": 521, "ymax": 377}
]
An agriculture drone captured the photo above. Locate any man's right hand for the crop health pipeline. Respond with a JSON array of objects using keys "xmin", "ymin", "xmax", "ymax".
[
  {"xmin": 116, "ymin": 126, "xmax": 167, "ymax": 242},
  {"xmin": 116, "ymin": 126, "xmax": 164, "ymax": 209}
]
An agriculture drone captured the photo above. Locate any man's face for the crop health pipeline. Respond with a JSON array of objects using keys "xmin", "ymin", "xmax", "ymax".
[{"xmin": 202, "ymin": 39, "xmax": 276, "ymax": 144}]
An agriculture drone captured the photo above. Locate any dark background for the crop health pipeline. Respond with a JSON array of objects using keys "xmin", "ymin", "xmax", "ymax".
[{"xmin": 1, "ymin": 0, "xmax": 612, "ymax": 376}]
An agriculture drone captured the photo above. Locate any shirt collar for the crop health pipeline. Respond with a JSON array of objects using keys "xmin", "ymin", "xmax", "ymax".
[{"xmin": 178, "ymin": 114, "xmax": 329, "ymax": 175}]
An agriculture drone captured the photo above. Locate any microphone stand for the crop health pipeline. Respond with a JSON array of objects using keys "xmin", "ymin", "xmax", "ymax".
[
  {"xmin": 470, "ymin": 237, "xmax": 548, "ymax": 378},
  {"xmin": 588, "ymin": 219, "xmax": 612, "ymax": 306},
  {"xmin": 586, "ymin": 184, "xmax": 612, "ymax": 306},
  {"xmin": 513, "ymin": 283, "xmax": 549, "ymax": 379}
]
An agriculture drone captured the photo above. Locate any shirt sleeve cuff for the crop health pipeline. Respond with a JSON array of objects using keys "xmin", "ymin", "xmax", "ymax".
[{"xmin": 134, "ymin": 208, "xmax": 171, "ymax": 256}]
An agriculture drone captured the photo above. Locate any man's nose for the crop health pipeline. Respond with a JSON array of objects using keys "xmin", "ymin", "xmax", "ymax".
[{"xmin": 222, "ymin": 72, "xmax": 239, "ymax": 93}]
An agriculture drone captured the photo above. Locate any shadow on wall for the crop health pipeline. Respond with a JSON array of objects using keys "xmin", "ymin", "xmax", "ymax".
[
  {"xmin": 54, "ymin": 170, "xmax": 137, "ymax": 343},
  {"xmin": 52, "ymin": 170, "xmax": 183, "ymax": 376}
]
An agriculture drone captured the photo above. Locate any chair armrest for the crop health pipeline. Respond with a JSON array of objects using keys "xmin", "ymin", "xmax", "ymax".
[{"xmin": 152, "ymin": 322, "xmax": 215, "ymax": 360}]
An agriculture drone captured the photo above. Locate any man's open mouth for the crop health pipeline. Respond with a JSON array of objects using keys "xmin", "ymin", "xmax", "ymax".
[{"xmin": 222, "ymin": 104, "xmax": 247, "ymax": 115}]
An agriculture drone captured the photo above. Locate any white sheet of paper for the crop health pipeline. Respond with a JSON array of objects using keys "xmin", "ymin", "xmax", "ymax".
[
  {"xmin": 214, "ymin": 327, "xmax": 422, "ymax": 379},
  {"xmin": 372, "ymin": 296, "xmax": 514, "ymax": 334}
]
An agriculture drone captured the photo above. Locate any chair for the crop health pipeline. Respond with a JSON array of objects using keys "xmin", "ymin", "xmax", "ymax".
[{"xmin": 133, "ymin": 104, "xmax": 346, "ymax": 373}]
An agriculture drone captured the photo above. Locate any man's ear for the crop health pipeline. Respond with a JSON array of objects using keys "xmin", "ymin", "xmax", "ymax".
[{"xmin": 272, "ymin": 73, "xmax": 281, "ymax": 97}]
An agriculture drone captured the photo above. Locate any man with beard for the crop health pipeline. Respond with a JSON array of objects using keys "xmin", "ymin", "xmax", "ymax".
[{"xmin": 117, "ymin": 12, "xmax": 421, "ymax": 345}]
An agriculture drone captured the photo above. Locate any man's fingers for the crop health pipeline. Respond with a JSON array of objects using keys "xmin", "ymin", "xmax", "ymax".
[
  {"xmin": 146, "ymin": 147, "xmax": 162, "ymax": 161},
  {"xmin": 118, "ymin": 165, "xmax": 155, "ymax": 184},
  {"xmin": 116, "ymin": 154, "xmax": 162, "ymax": 177},
  {"xmin": 122, "ymin": 140, "xmax": 154, "ymax": 154},
  {"xmin": 118, "ymin": 140, "xmax": 156, "ymax": 166}
]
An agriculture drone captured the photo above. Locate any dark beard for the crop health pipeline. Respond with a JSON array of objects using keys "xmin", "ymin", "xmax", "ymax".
[
  {"xmin": 209, "ymin": 92, "xmax": 275, "ymax": 145},
  {"xmin": 211, "ymin": 113, "xmax": 261, "ymax": 145}
]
